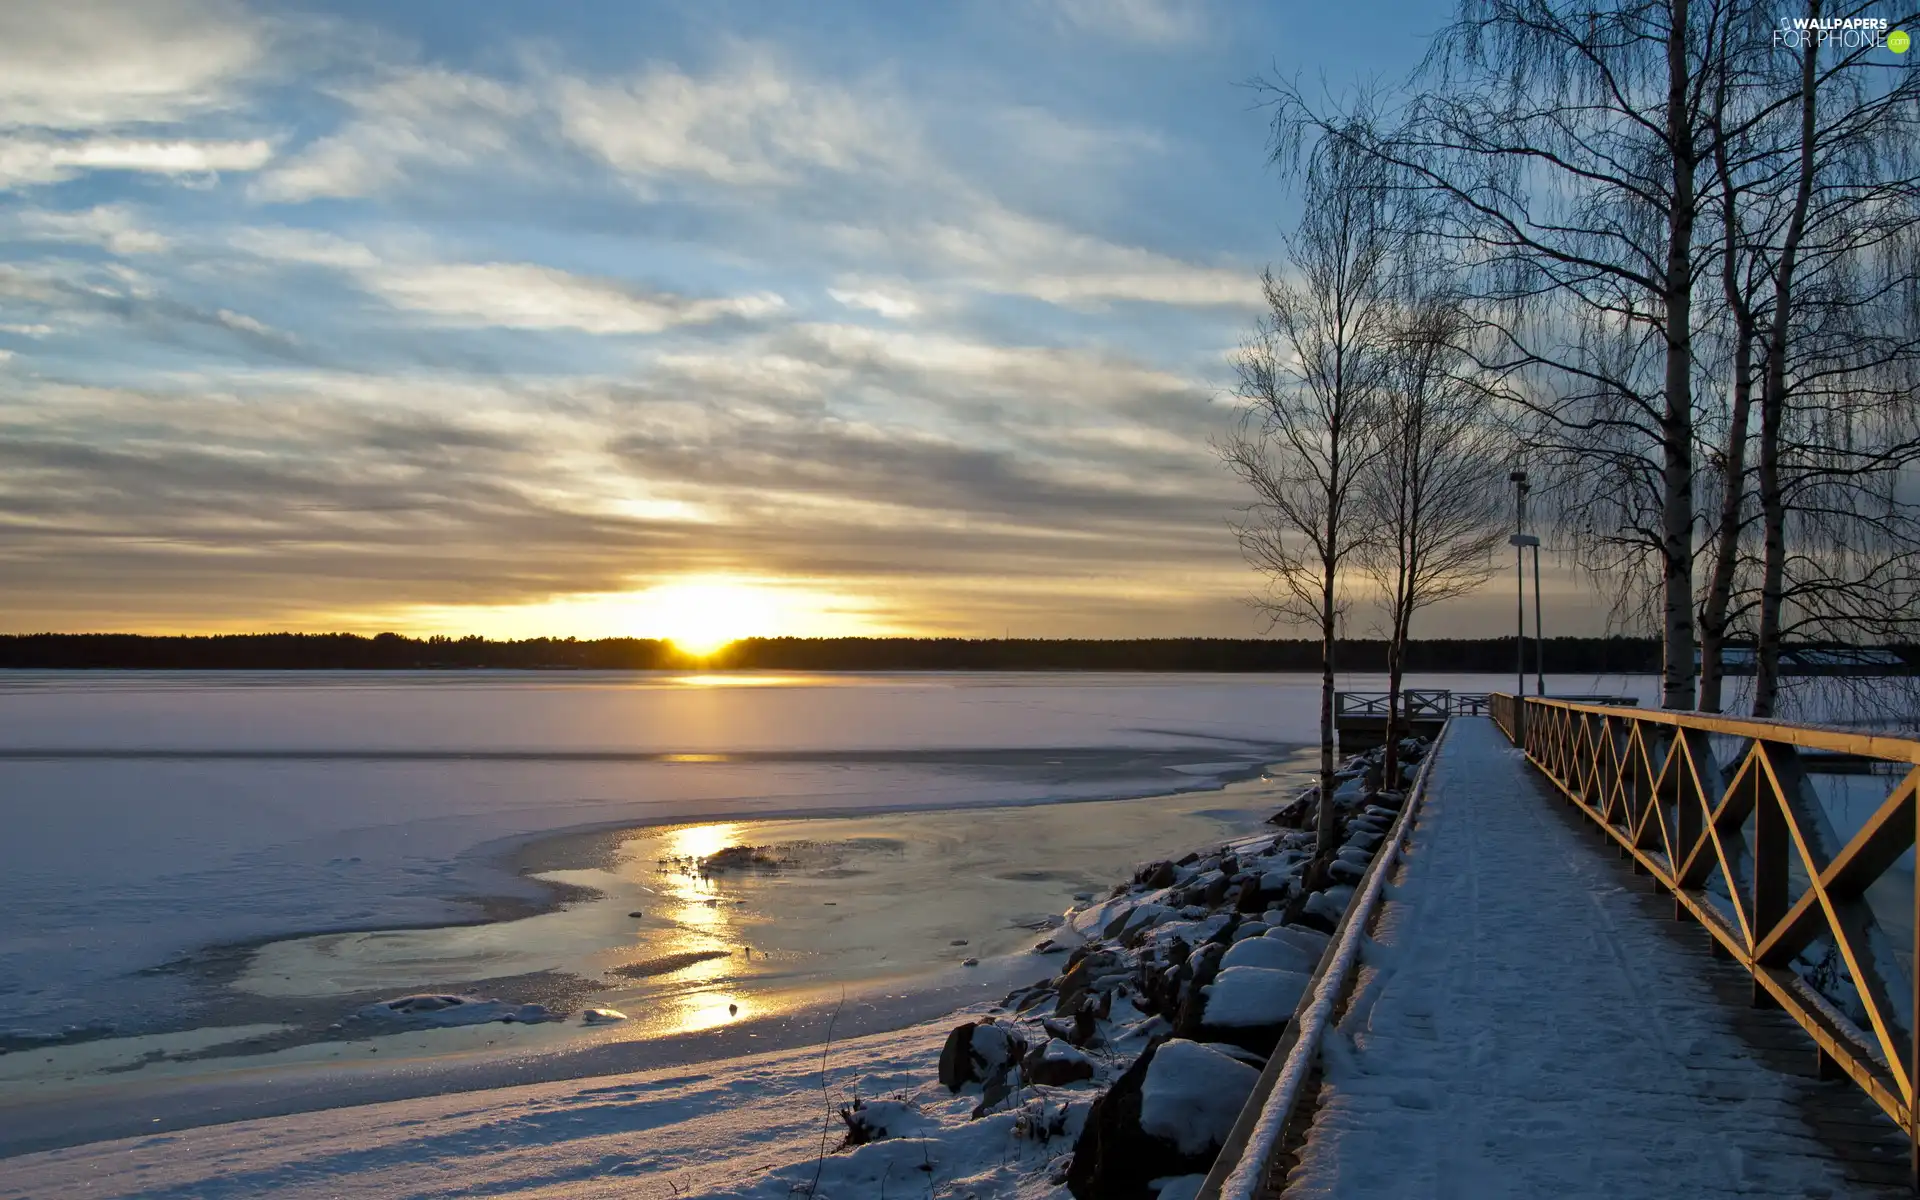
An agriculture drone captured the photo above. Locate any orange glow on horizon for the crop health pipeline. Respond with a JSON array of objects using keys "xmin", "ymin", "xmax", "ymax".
[{"xmin": 377, "ymin": 576, "xmax": 895, "ymax": 643}]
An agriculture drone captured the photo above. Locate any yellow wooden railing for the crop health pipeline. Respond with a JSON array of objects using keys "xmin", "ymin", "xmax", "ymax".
[{"xmin": 1493, "ymin": 694, "xmax": 1920, "ymax": 1182}]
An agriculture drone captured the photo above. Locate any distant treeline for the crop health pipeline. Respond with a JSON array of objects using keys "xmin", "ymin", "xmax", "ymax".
[{"xmin": 0, "ymin": 632, "xmax": 1709, "ymax": 672}]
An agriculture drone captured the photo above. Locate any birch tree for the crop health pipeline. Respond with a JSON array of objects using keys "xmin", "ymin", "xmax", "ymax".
[
  {"xmin": 1361, "ymin": 289, "xmax": 1510, "ymax": 787},
  {"xmin": 1222, "ymin": 127, "xmax": 1394, "ymax": 872}
]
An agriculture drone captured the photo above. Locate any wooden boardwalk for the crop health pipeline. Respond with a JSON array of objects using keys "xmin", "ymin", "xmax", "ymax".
[{"xmin": 1274, "ymin": 717, "xmax": 1910, "ymax": 1199}]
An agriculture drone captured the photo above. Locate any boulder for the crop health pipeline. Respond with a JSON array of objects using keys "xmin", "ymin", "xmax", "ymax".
[
  {"xmin": 1199, "ymin": 966, "xmax": 1310, "ymax": 1054},
  {"xmin": 1201, "ymin": 873, "xmax": 1231, "ymax": 907},
  {"xmin": 1265, "ymin": 924, "xmax": 1331, "ymax": 958},
  {"xmin": 937, "ymin": 1022, "xmax": 978, "ymax": 1091},
  {"xmin": 1327, "ymin": 857, "xmax": 1365, "ymax": 884},
  {"xmin": 938, "ymin": 1019, "xmax": 1029, "ymax": 1093},
  {"xmin": 1305, "ymin": 885, "xmax": 1356, "ymax": 927},
  {"xmin": 1066, "ymin": 1038, "xmax": 1259, "ymax": 1200},
  {"xmin": 1135, "ymin": 860, "xmax": 1179, "ymax": 890},
  {"xmin": 1056, "ymin": 950, "xmax": 1124, "ymax": 1015},
  {"xmin": 1024, "ymin": 1037, "xmax": 1096, "ymax": 1086},
  {"xmin": 1220, "ymin": 936, "xmax": 1316, "ymax": 974},
  {"xmin": 839, "ymin": 1097, "xmax": 925, "ymax": 1146},
  {"xmin": 1139, "ymin": 1039, "xmax": 1260, "ymax": 1154}
]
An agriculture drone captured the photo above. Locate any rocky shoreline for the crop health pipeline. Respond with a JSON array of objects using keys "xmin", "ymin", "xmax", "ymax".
[{"xmin": 842, "ymin": 734, "xmax": 1429, "ymax": 1200}]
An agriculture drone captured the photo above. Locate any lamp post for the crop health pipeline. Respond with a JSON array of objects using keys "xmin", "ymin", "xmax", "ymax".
[{"xmin": 1509, "ymin": 471, "xmax": 1540, "ymax": 698}]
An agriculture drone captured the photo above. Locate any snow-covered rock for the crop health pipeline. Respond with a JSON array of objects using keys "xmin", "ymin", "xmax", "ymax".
[
  {"xmin": 1305, "ymin": 884, "xmax": 1356, "ymax": 926},
  {"xmin": 1024, "ymin": 1037, "xmax": 1096, "ymax": 1086},
  {"xmin": 1221, "ymin": 935, "xmax": 1316, "ymax": 974},
  {"xmin": 581, "ymin": 1007, "xmax": 627, "ymax": 1024},
  {"xmin": 1266, "ymin": 923, "xmax": 1330, "ymax": 957},
  {"xmin": 1203, "ymin": 966, "xmax": 1310, "ymax": 1029},
  {"xmin": 937, "ymin": 1019, "xmax": 1028, "ymax": 1093},
  {"xmin": 1139, "ymin": 1038, "xmax": 1260, "ymax": 1155},
  {"xmin": 837, "ymin": 1096, "xmax": 930, "ymax": 1146}
]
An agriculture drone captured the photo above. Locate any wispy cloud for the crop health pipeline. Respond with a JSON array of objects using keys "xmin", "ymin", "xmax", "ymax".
[
  {"xmin": 0, "ymin": 0, "xmax": 268, "ymax": 129},
  {"xmin": 1045, "ymin": 0, "xmax": 1208, "ymax": 45},
  {"xmin": 14, "ymin": 205, "xmax": 174, "ymax": 256},
  {"xmin": 371, "ymin": 263, "xmax": 785, "ymax": 335}
]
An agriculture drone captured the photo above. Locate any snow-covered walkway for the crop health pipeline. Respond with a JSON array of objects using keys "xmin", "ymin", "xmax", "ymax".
[{"xmin": 1283, "ymin": 717, "xmax": 1904, "ymax": 1200}]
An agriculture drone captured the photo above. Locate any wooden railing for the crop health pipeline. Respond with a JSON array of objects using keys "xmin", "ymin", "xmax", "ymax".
[{"xmin": 1493, "ymin": 694, "xmax": 1920, "ymax": 1182}]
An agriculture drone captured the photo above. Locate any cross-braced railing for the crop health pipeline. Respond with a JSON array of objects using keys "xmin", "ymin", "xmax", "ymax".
[{"xmin": 1494, "ymin": 694, "xmax": 1920, "ymax": 1185}]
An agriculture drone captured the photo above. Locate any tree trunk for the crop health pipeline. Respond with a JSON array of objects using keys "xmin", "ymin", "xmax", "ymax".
[
  {"xmin": 1699, "ymin": 323, "xmax": 1753, "ymax": 713},
  {"xmin": 1756, "ymin": 6, "xmax": 1820, "ymax": 719},
  {"xmin": 1382, "ymin": 602, "xmax": 1407, "ymax": 792},
  {"xmin": 1699, "ymin": 97, "xmax": 1757, "ymax": 716},
  {"xmin": 1660, "ymin": 0, "xmax": 1699, "ymax": 712},
  {"xmin": 1317, "ymin": 569, "xmax": 1338, "ymax": 865}
]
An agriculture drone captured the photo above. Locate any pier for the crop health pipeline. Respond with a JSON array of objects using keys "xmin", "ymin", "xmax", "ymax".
[{"xmin": 1207, "ymin": 704, "xmax": 1918, "ymax": 1198}]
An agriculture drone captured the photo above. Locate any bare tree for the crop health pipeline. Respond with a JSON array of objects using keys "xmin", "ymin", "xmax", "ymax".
[
  {"xmin": 1691, "ymin": 0, "xmax": 1920, "ymax": 714},
  {"xmin": 1361, "ymin": 288, "xmax": 1510, "ymax": 787},
  {"xmin": 1222, "ymin": 127, "xmax": 1395, "ymax": 873},
  {"xmin": 1266, "ymin": 0, "xmax": 1736, "ymax": 710}
]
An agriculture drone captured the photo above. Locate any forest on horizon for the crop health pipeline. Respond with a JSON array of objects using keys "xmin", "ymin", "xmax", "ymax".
[{"xmin": 0, "ymin": 631, "xmax": 1894, "ymax": 673}]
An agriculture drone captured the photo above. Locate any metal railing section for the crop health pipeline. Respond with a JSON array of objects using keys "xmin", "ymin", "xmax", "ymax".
[
  {"xmin": 1195, "ymin": 719, "xmax": 1449, "ymax": 1200},
  {"xmin": 1335, "ymin": 690, "xmax": 1492, "ymax": 719},
  {"xmin": 1492, "ymin": 693, "xmax": 1920, "ymax": 1184}
]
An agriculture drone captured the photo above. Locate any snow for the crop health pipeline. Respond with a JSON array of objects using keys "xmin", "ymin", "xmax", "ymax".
[
  {"xmin": 1303, "ymin": 885, "xmax": 1355, "ymax": 924},
  {"xmin": 1264, "ymin": 925, "xmax": 1330, "ymax": 958},
  {"xmin": 1283, "ymin": 718, "xmax": 1865, "ymax": 1198},
  {"xmin": 1138, "ymin": 1038, "xmax": 1260, "ymax": 1155},
  {"xmin": 1153, "ymin": 1176, "xmax": 1208, "ymax": 1200},
  {"xmin": 1220, "ymin": 935, "xmax": 1316, "ymax": 974},
  {"xmin": 1201, "ymin": 966, "xmax": 1310, "ymax": 1028}
]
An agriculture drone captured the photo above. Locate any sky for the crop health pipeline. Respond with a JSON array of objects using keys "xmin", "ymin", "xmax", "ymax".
[{"xmin": 0, "ymin": 0, "xmax": 1616, "ymax": 643}]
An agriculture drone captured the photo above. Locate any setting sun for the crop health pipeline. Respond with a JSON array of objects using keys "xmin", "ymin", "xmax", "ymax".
[{"xmin": 635, "ymin": 582, "xmax": 774, "ymax": 656}]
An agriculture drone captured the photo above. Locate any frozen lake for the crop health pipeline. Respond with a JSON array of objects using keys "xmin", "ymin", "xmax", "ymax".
[
  {"xmin": 0, "ymin": 669, "xmax": 1656, "ymax": 1126},
  {"xmin": 0, "ymin": 672, "xmax": 1348, "ymax": 1038}
]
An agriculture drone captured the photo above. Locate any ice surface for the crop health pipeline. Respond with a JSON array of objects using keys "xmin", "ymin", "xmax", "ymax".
[
  {"xmin": 351, "ymin": 994, "xmax": 551, "ymax": 1027},
  {"xmin": 1139, "ymin": 1038, "xmax": 1259, "ymax": 1155},
  {"xmin": 0, "ymin": 671, "xmax": 1346, "ymax": 1033}
]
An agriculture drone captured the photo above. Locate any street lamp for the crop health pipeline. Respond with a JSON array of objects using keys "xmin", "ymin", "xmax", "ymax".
[{"xmin": 1509, "ymin": 471, "xmax": 1545, "ymax": 697}]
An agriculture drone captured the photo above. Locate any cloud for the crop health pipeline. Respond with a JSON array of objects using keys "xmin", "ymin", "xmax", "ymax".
[
  {"xmin": 1047, "ymin": 0, "xmax": 1207, "ymax": 44},
  {"xmin": 0, "ymin": 0, "xmax": 267, "ymax": 130},
  {"xmin": 13, "ymin": 205, "xmax": 174, "ymax": 255},
  {"xmin": 553, "ymin": 47, "xmax": 906, "ymax": 188},
  {"xmin": 229, "ymin": 226, "xmax": 382, "ymax": 270},
  {"xmin": 232, "ymin": 228, "xmax": 786, "ymax": 336},
  {"xmin": 367, "ymin": 263, "xmax": 785, "ymax": 335},
  {"xmin": 832, "ymin": 200, "xmax": 1260, "ymax": 310},
  {"xmin": 828, "ymin": 285, "xmax": 922, "ymax": 320},
  {"xmin": 256, "ymin": 46, "xmax": 909, "ymax": 204},
  {"xmin": 252, "ymin": 68, "xmax": 537, "ymax": 203},
  {"xmin": 0, "ymin": 136, "xmax": 273, "ymax": 189}
]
